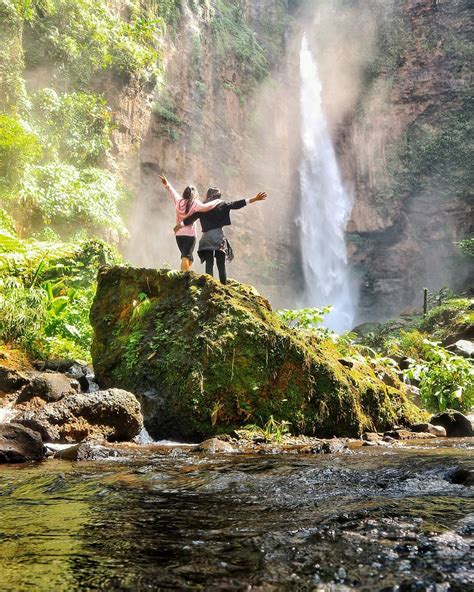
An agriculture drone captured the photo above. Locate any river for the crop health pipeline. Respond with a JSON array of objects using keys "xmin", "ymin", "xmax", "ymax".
[{"xmin": 0, "ymin": 440, "xmax": 472, "ymax": 591}]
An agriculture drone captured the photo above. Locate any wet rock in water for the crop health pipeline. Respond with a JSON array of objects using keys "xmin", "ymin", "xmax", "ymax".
[
  {"xmin": 198, "ymin": 438, "xmax": 235, "ymax": 454},
  {"xmin": 446, "ymin": 339, "xmax": 474, "ymax": 359},
  {"xmin": 75, "ymin": 441, "xmax": 123, "ymax": 461},
  {"xmin": 16, "ymin": 373, "xmax": 78, "ymax": 404},
  {"xmin": 45, "ymin": 443, "xmax": 82, "ymax": 461},
  {"xmin": 311, "ymin": 439, "xmax": 348, "ymax": 454},
  {"xmin": 90, "ymin": 267, "xmax": 422, "ymax": 440},
  {"xmin": 384, "ymin": 429, "xmax": 436, "ymax": 440},
  {"xmin": 411, "ymin": 423, "xmax": 447, "ymax": 437},
  {"xmin": 430, "ymin": 411, "xmax": 474, "ymax": 437},
  {"xmin": 362, "ymin": 432, "xmax": 382, "ymax": 442},
  {"xmin": 0, "ymin": 365, "xmax": 30, "ymax": 393},
  {"xmin": 15, "ymin": 388, "xmax": 143, "ymax": 443},
  {"xmin": 0, "ymin": 423, "xmax": 45, "ymax": 463},
  {"xmin": 451, "ymin": 468, "xmax": 474, "ymax": 487}
]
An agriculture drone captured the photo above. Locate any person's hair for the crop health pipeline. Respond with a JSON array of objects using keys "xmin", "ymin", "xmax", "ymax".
[
  {"xmin": 206, "ymin": 187, "xmax": 221, "ymax": 202},
  {"xmin": 182, "ymin": 186, "xmax": 198, "ymax": 213}
]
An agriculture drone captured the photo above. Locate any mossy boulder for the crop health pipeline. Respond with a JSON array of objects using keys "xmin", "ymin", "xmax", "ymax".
[{"xmin": 90, "ymin": 267, "xmax": 423, "ymax": 440}]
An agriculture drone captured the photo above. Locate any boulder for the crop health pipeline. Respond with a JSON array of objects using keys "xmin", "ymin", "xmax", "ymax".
[
  {"xmin": 451, "ymin": 468, "xmax": 474, "ymax": 487},
  {"xmin": 310, "ymin": 439, "xmax": 348, "ymax": 454},
  {"xmin": 197, "ymin": 438, "xmax": 235, "ymax": 454},
  {"xmin": 15, "ymin": 388, "xmax": 143, "ymax": 443},
  {"xmin": 362, "ymin": 432, "xmax": 382, "ymax": 442},
  {"xmin": 411, "ymin": 423, "xmax": 447, "ymax": 437},
  {"xmin": 0, "ymin": 423, "xmax": 45, "ymax": 463},
  {"xmin": 0, "ymin": 365, "xmax": 30, "ymax": 393},
  {"xmin": 430, "ymin": 411, "xmax": 474, "ymax": 438},
  {"xmin": 446, "ymin": 340, "xmax": 474, "ymax": 359},
  {"xmin": 16, "ymin": 373, "xmax": 78, "ymax": 404},
  {"xmin": 90, "ymin": 267, "xmax": 423, "ymax": 440},
  {"xmin": 386, "ymin": 429, "xmax": 436, "ymax": 440}
]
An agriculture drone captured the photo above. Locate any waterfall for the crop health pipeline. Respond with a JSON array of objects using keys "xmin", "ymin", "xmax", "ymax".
[{"xmin": 298, "ymin": 35, "xmax": 356, "ymax": 333}]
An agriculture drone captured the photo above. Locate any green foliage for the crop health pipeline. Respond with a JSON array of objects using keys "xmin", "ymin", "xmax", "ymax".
[
  {"xmin": 404, "ymin": 340, "xmax": 474, "ymax": 413},
  {"xmin": 0, "ymin": 221, "xmax": 121, "ymax": 360},
  {"xmin": 238, "ymin": 416, "xmax": 292, "ymax": 443},
  {"xmin": 31, "ymin": 89, "xmax": 111, "ymax": 166},
  {"xmin": 0, "ymin": 114, "xmax": 41, "ymax": 189},
  {"xmin": 152, "ymin": 100, "xmax": 183, "ymax": 125},
  {"xmin": 277, "ymin": 306, "xmax": 332, "ymax": 330},
  {"xmin": 457, "ymin": 236, "xmax": 474, "ymax": 259},
  {"xmin": 152, "ymin": 99, "xmax": 183, "ymax": 141},
  {"xmin": 155, "ymin": 0, "xmax": 182, "ymax": 29},
  {"xmin": 211, "ymin": 0, "xmax": 269, "ymax": 90},
  {"xmin": 22, "ymin": 0, "xmax": 164, "ymax": 86},
  {"xmin": 420, "ymin": 297, "xmax": 473, "ymax": 339},
  {"xmin": 19, "ymin": 162, "xmax": 129, "ymax": 239}
]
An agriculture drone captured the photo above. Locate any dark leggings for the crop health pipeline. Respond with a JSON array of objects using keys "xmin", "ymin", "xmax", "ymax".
[{"xmin": 203, "ymin": 250, "xmax": 227, "ymax": 285}]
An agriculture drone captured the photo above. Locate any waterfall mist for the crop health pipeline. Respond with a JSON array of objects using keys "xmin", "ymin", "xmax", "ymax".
[{"xmin": 298, "ymin": 36, "xmax": 357, "ymax": 333}]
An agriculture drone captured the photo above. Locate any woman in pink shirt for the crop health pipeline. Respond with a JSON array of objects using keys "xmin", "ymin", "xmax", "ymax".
[{"xmin": 159, "ymin": 174, "xmax": 222, "ymax": 271}]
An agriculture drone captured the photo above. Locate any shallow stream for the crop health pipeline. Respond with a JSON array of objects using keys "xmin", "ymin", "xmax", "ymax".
[{"xmin": 0, "ymin": 440, "xmax": 473, "ymax": 591}]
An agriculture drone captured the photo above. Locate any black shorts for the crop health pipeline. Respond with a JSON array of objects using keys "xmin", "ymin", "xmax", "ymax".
[{"xmin": 176, "ymin": 236, "xmax": 196, "ymax": 262}]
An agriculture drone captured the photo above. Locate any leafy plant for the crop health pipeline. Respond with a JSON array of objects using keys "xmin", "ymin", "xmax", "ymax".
[
  {"xmin": 238, "ymin": 416, "xmax": 291, "ymax": 444},
  {"xmin": 0, "ymin": 114, "xmax": 41, "ymax": 189},
  {"xmin": 404, "ymin": 339, "xmax": 474, "ymax": 413},
  {"xmin": 457, "ymin": 236, "xmax": 474, "ymax": 259},
  {"xmin": 22, "ymin": 0, "xmax": 164, "ymax": 85},
  {"xmin": 19, "ymin": 162, "xmax": 129, "ymax": 239},
  {"xmin": 211, "ymin": 0, "xmax": 269, "ymax": 90},
  {"xmin": 277, "ymin": 306, "xmax": 332, "ymax": 330},
  {"xmin": 31, "ymin": 88, "xmax": 112, "ymax": 166}
]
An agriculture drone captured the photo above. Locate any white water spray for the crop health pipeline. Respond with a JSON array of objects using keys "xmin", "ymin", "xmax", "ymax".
[{"xmin": 298, "ymin": 35, "xmax": 357, "ymax": 333}]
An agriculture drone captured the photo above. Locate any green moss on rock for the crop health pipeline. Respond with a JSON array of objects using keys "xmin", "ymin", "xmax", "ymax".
[{"xmin": 90, "ymin": 267, "xmax": 422, "ymax": 440}]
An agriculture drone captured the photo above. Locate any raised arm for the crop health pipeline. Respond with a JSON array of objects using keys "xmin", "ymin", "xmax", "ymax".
[
  {"xmin": 227, "ymin": 192, "xmax": 267, "ymax": 210},
  {"xmin": 159, "ymin": 174, "xmax": 180, "ymax": 205},
  {"xmin": 193, "ymin": 198, "xmax": 222, "ymax": 213},
  {"xmin": 248, "ymin": 191, "xmax": 267, "ymax": 204}
]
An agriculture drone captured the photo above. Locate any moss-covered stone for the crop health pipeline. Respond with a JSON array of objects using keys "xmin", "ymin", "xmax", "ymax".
[{"xmin": 90, "ymin": 267, "xmax": 423, "ymax": 440}]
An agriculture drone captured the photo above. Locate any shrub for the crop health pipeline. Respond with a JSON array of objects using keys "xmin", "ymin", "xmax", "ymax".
[
  {"xmin": 0, "ymin": 114, "xmax": 41, "ymax": 189},
  {"xmin": 0, "ymin": 227, "xmax": 121, "ymax": 360},
  {"xmin": 22, "ymin": 0, "xmax": 164, "ymax": 85},
  {"xmin": 211, "ymin": 0, "xmax": 268, "ymax": 89},
  {"xmin": 19, "ymin": 162, "xmax": 129, "ymax": 239},
  {"xmin": 31, "ymin": 89, "xmax": 111, "ymax": 166},
  {"xmin": 405, "ymin": 339, "xmax": 474, "ymax": 413}
]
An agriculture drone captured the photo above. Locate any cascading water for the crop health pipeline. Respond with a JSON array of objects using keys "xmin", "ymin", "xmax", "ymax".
[{"xmin": 298, "ymin": 35, "xmax": 357, "ymax": 333}]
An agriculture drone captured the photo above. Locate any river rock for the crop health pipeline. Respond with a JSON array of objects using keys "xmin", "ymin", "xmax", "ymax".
[
  {"xmin": 197, "ymin": 438, "xmax": 235, "ymax": 454},
  {"xmin": 362, "ymin": 432, "xmax": 382, "ymax": 442},
  {"xmin": 0, "ymin": 423, "xmax": 45, "ymax": 463},
  {"xmin": 0, "ymin": 365, "xmax": 30, "ymax": 393},
  {"xmin": 451, "ymin": 468, "xmax": 474, "ymax": 487},
  {"xmin": 430, "ymin": 411, "xmax": 474, "ymax": 437},
  {"xmin": 446, "ymin": 340, "xmax": 474, "ymax": 358},
  {"xmin": 15, "ymin": 388, "xmax": 143, "ymax": 443},
  {"xmin": 16, "ymin": 373, "xmax": 78, "ymax": 404},
  {"xmin": 311, "ymin": 439, "xmax": 348, "ymax": 454},
  {"xmin": 90, "ymin": 267, "xmax": 422, "ymax": 440},
  {"xmin": 411, "ymin": 423, "xmax": 447, "ymax": 437},
  {"xmin": 384, "ymin": 429, "xmax": 436, "ymax": 440}
]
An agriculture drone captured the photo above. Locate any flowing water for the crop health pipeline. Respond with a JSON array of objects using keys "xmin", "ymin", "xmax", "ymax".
[
  {"xmin": 0, "ymin": 440, "xmax": 473, "ymax": 591},
  {"xmin": 299, "ymin": 36, "xmax": 357, "ymax": 333}
]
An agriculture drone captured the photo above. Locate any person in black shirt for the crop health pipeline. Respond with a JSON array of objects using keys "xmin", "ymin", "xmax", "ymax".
[{"xmin": 174, "ymin": 187, "xmax": 267, "ymax": 284}]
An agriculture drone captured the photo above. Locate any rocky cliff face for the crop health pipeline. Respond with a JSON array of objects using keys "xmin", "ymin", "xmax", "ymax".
[{"xmin": 341, "ymin": 0, "xmax": 473, "ymax": 321}]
